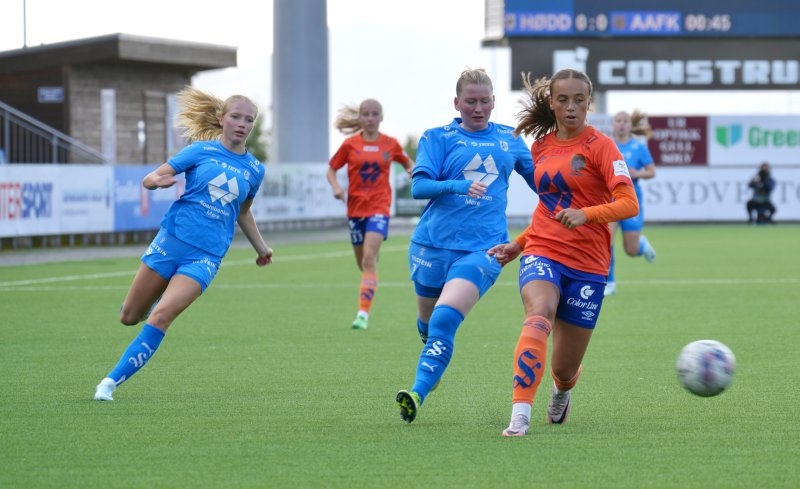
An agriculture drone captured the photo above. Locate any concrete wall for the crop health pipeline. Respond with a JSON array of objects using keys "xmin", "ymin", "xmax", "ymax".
[
  {"xmin": 68, "ymin": 65, "xmax": 189, "ymax": 164},
  {"xmin": 272, "ymin": 0, "xmax": 329, "ymax": 163}
]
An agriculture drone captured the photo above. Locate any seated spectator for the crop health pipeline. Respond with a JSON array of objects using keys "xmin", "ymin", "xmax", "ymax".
[{"xmin": 746, "ymin": 162, "xmax": 776, "ymax": 224}]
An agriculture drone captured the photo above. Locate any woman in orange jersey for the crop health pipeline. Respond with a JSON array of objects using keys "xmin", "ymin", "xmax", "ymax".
[
  {"xmin": 488, "ymin": 69, "xmax": 639, "ymax": 436},
  {"xmin": 327, "ymin": 99, "xmax": 414, "ymax": 330}
]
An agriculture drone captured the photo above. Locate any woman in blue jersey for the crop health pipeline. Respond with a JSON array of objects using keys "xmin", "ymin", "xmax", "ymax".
[
  {"xmin": 94, "ymin": 86, "xmax": 272, "ymax": 401},
  {"xmin": 396, "ymin": 68, "xmax": 536, "ymax": 423},
  {"xmin": 605, "ymin": 110, "xmax": 656, "ymax": 296}
]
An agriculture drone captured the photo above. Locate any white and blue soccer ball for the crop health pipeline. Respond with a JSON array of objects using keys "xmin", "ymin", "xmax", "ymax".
[{"xmin": 676, "ymin": 340, "xmax": 736, "ymax": 397}]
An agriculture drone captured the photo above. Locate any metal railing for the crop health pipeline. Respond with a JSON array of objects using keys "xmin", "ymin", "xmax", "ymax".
[{"xmin": 0, "ymin": 100, "xmax": 107, "ymax": 164}]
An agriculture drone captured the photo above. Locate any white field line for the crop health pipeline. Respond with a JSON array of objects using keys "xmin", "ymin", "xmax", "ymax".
[
  {"xmin": 2, "ymin": 277, "xmax": 798, "ymax": 293},
  {"xmin": 0, "ymin": 245, "xmax": 408, "ymax": 288},
  {"xmin": 0, "ymin": 243, "xmax": 797, "ymax": 290},
  {"xmin": 0, "ymin": 270, "xmax": 135, "ymax": 287}
]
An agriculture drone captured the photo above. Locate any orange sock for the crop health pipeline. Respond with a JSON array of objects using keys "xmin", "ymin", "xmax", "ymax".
[
  {"xmin": 553, "ymin": 365, "xmax": 582, "ymax": 391},
  {"xmin": 511, "ymin": 315, "xmax": 552, "ymax": 405},
  {"xmin": 357, "ymin": 272, "xmax": 378, "ymax": 314}
]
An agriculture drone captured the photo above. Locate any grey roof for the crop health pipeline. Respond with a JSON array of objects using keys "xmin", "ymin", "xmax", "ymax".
[{"xmin": 0, "ymin": 33, "xmax": 237, "ymax": 74}]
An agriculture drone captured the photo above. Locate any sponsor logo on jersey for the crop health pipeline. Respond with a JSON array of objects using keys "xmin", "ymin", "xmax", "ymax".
[
  {"xmin": 613, "ymin": 160, "xmax": 631, "ymax": 177},
  {"xmin": 463, "ymin": 154, "xmax": 499, "ymax": 186},
  {"xmin": 411, "ymin": 255, "xmax": 433, "ymax": 268},
  {"xmin": 537, "ymin": 171, "xmax": 572, "ymax": 212},
  {"xmin": 216, "ymin": 160, "xmax": 242, "ymax": 174},
  {"xmin": 208, "ymin": 173, "xmax": 239, "ymax": 205},
  {"xmin": 359, "ymin": 162, "xmax": 381, "ymax": 183},
  {"xmin": 146, "ymin": 239, "xmax": 168, "ymax": 257},
  {"xmin": 247, "ymin": 158, "xmax": 261, "ymax": 173},
  {"xmin": 567, "ymin": 296, "xmax": 599, "ymax": 311}
]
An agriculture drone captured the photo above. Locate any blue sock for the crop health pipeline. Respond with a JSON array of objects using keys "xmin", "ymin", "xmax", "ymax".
[
  {"xmin": 637, "ymin": 238, "xmax": 645, "ymax": 256},
  {"xmin": 417, "ymin": 318, "xmax": 429, "ymax": 344},
  {"xmin": 107, "ymin": 324, "xmax": 165, "ymax": 385},
  {"xmin": 411, "ymin": 305, "xmax": 464, "ymax": 403},
  {"xmin": 608, "ymin": 245, "xmax": 616, "ymax": 282}
]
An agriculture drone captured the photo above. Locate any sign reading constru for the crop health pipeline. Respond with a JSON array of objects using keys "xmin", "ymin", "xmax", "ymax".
[{"xmin": 509, "ymin": 38, "xmax": 800, "ymax": 90}]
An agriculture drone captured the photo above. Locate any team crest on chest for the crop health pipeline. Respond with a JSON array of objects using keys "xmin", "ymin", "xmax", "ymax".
[{"xmin": 570, "ymin": 154, "xmax": 587, "ymax": 174}]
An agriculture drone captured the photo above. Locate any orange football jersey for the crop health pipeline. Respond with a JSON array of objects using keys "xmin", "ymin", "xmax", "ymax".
[
  {"xmin": 520, "ymin": 126, "xmax": 633, "ymax": 275},
  {"xmin": 329, "ymin": 133, "xmax": 411, "ymax": 217}
]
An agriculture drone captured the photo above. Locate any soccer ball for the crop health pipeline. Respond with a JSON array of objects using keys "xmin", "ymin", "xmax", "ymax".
[{"xmin": 676, "ymin": 340, "xmax": 736, "ymax": 397}]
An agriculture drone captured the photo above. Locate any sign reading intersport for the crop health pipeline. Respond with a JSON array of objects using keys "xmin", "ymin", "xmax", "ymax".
[{"xmin": 509, "ymin": 38, "xmax": 800, "ymax": 90}]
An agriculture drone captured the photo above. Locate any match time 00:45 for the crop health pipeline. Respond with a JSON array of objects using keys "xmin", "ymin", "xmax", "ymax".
[{"xmin": 684, "ymin": 14, "xmax": 732, "ymax": 32}]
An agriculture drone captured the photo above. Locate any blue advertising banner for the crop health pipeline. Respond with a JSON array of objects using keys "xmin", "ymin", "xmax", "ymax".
[
  {"xmin": 113, "ymin": 165, "xmax": 184, "ymax": 231},
  {"xmin": 1, "ymin": 164, "xmax": 114, "ymax": 237}
]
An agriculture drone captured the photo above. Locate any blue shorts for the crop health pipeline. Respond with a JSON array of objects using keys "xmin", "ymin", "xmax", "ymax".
[
  {"xmin": 409, "ymin": 242, "xmax": 502, "ymax": 298},
  {"xmin": 348, "ymin": 215, "xmax": 389, "ymax": 245},
  {"xmin": 619, "ymin": 190, "xmax": 644, "ymax": 232},
  {"xmin": 619, "ymin": 210, "xmax": 644, "ymax": 232},
  {"xmin": 141, "ymin": 228, "xmax": 222, "ymax": 292},
  {"xmin": 518, "ymin": 254, "xmax": 607, "ymax": 329}
]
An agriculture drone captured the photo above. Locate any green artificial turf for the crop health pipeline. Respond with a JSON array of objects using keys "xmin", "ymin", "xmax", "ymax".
[{"xmin": 1, "ymin": 224, "xmax": 798, "ymax": 488}]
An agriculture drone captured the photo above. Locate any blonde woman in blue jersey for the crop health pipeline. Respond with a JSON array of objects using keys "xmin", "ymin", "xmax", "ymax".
[
  {"xmin": 605, "ymin": 110, "xmax": 656, "ymax": 296},
  {"xmin": 396, "ymin": 68, "xmax": 536, "ymax": 423},
  {"xmin": 94, "ymin": 87, "xmax": 272, "ymax": 401}
]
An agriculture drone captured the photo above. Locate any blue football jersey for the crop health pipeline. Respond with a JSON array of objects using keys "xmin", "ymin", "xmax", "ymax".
[
  {"xmin": 411, "ymin": 118, "xmax": 534, "ymax": 251},
  {"xmin": 616, "ymin": 138, "xmax": 654, "ymax": 199},
  {"xmin": 160, "ymin": 140, "xmax": 265, "ymax": 256}
]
